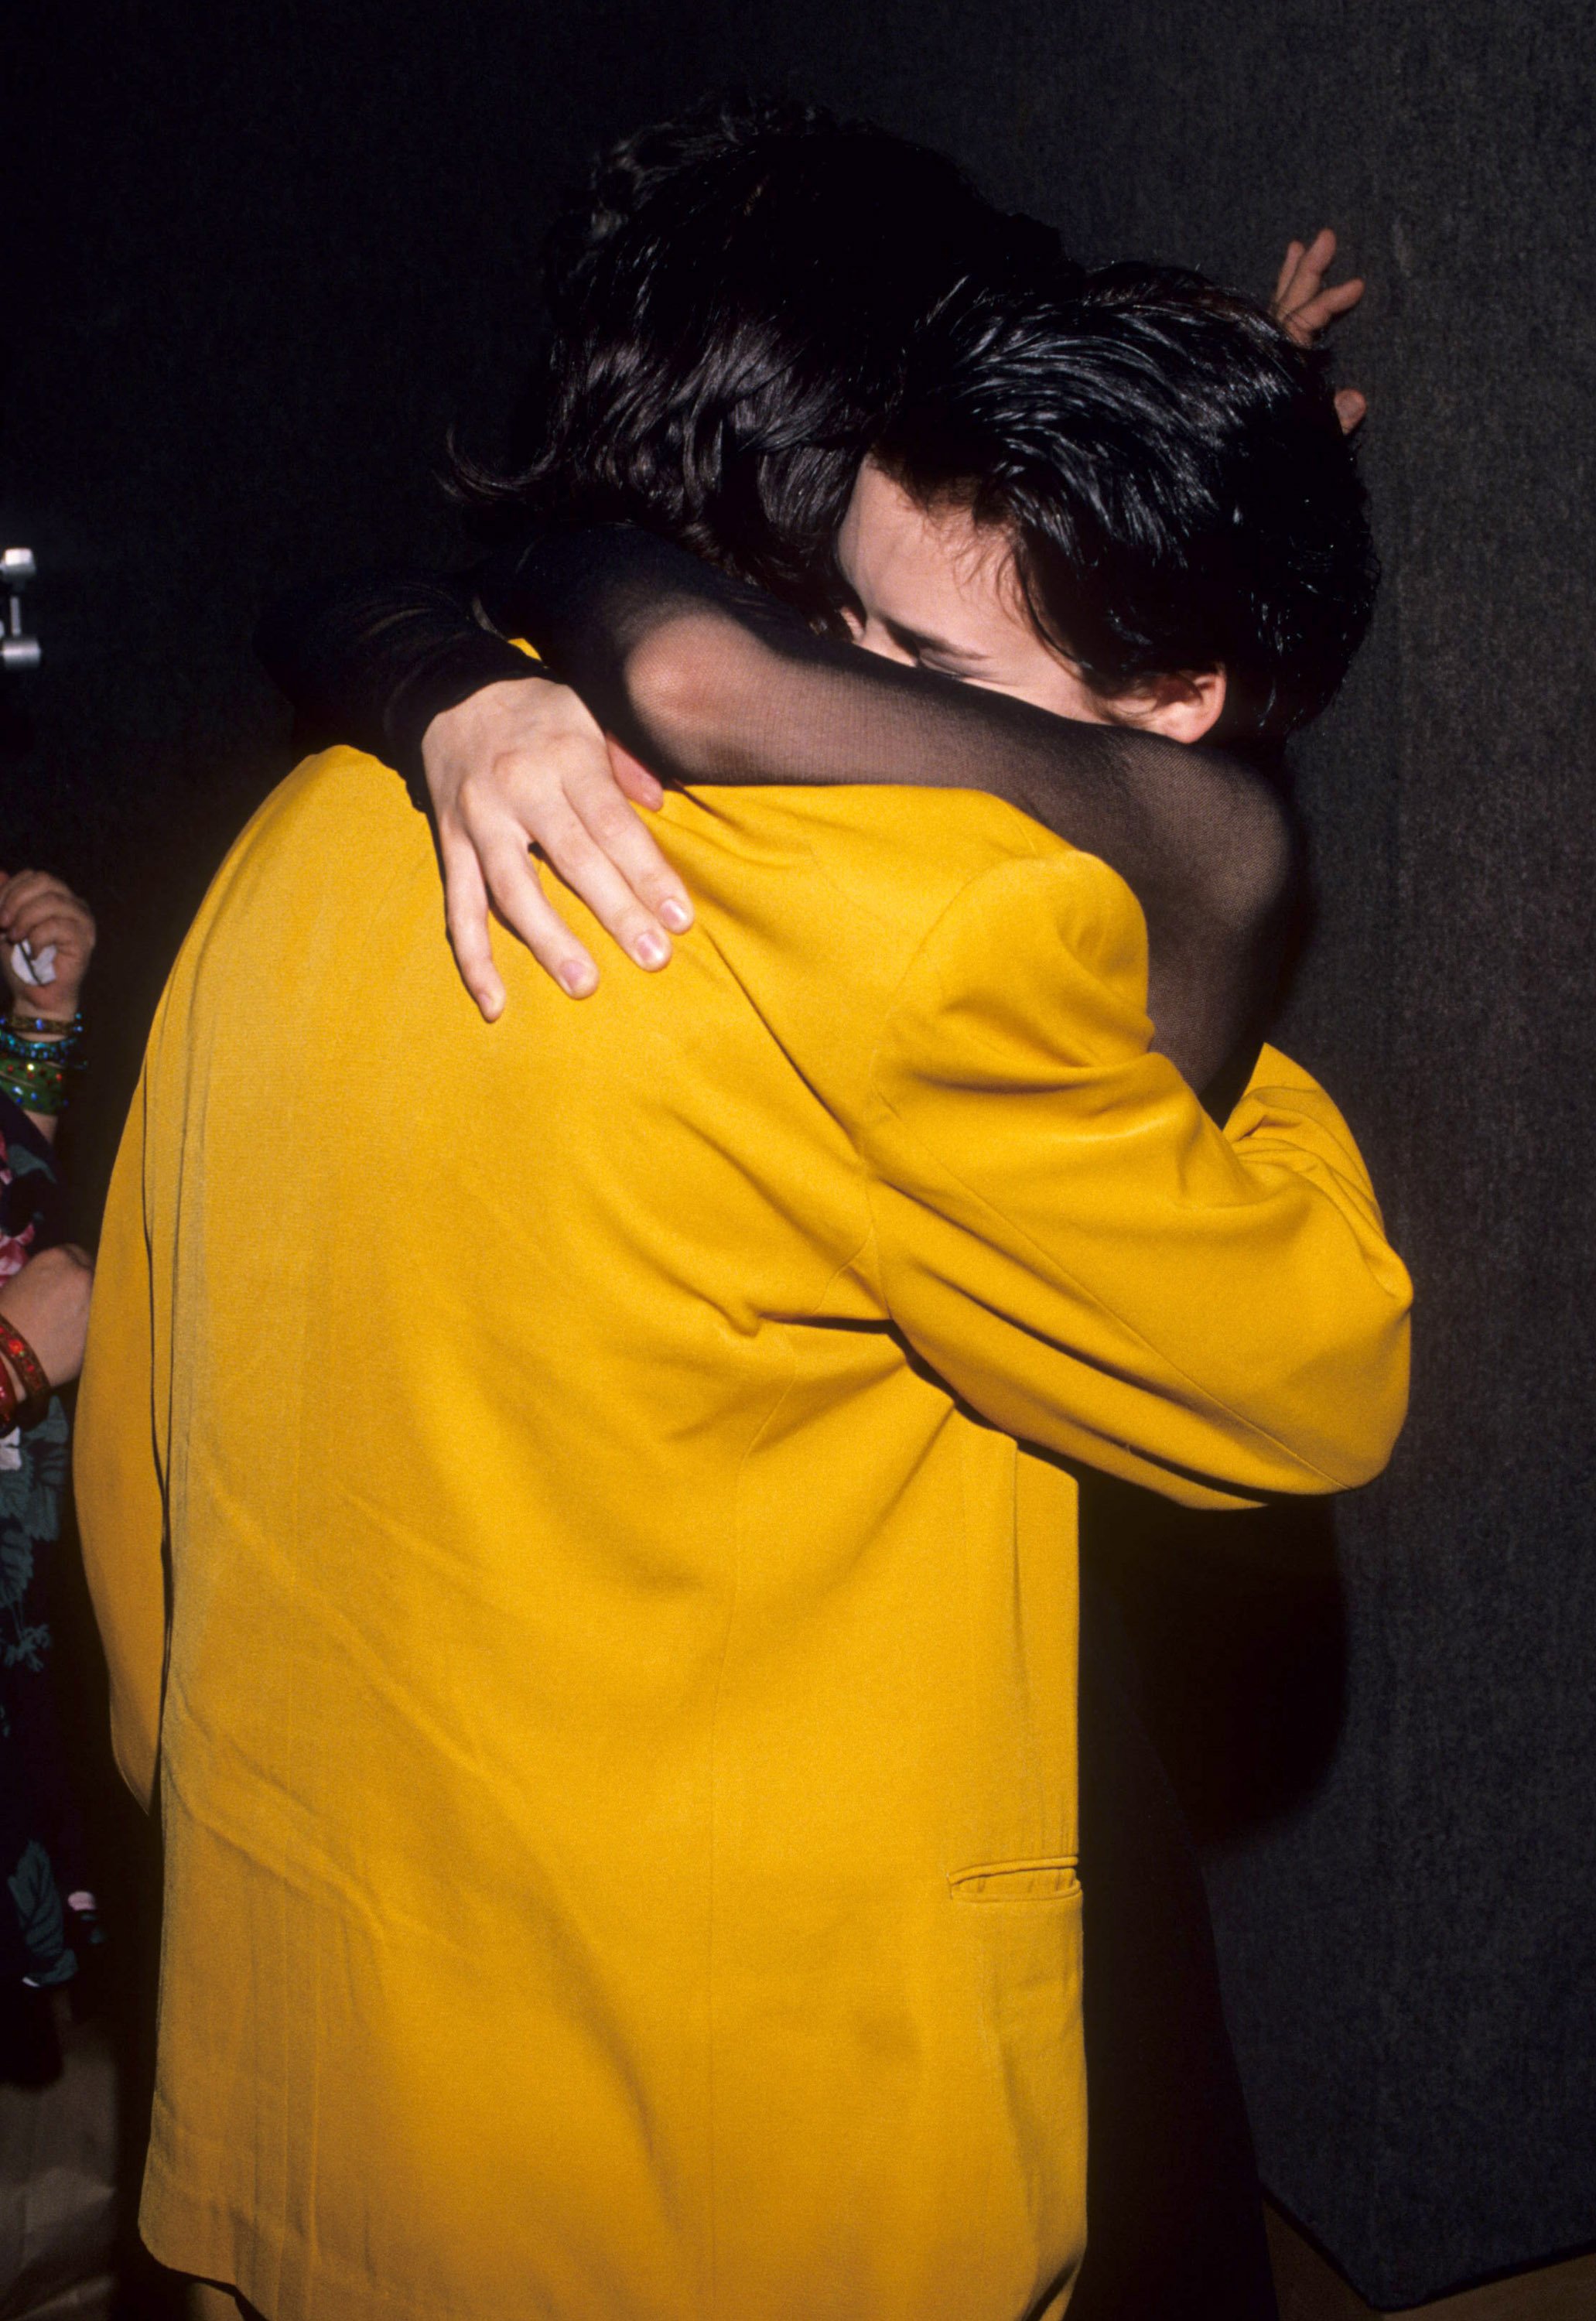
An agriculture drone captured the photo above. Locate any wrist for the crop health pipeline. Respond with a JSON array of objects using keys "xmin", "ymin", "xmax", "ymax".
[
  {"xmin": 423, "ymin": 678, "xmax": 600, "ymax": 790},
  {"xmin": 426, "ymin": 675, "xmax": 552, "ymax": 746},
  {"xmin": 396, "ymin": 648, "xmax": 553, "ymax": 806},
  {"xmin": 0, "ymin": 1311, "xmax": 50, "ymax": 1424},
  {"xmin": 0, "ymin": 1010, "xmax": 84, "ymax": 1117},
  {"xmin": 9, "ymin": 1007, "xmax": 80, "ymax": 1034}
]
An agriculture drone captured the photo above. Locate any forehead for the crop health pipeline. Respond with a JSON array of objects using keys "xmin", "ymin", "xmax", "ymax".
[{"xmin": 837, "ymin": 459, "xmax": 1023, "ymax": 640}]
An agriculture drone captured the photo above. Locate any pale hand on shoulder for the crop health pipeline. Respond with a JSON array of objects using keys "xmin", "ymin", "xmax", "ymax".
[{"xmin": 422, "ymin": 678, "xmax": 692, "ymax": 1020}]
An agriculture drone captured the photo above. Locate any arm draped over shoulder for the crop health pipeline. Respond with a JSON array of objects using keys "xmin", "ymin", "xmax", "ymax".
[{"xmin": 859, "ymin": 846, "xmax": 1410, "ymax": 1508}]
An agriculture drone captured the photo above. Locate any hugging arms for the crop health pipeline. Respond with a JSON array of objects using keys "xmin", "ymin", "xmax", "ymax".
[{"xmin": 261, "ymin": 137, "xmax": 1368, "ymax": 1106}]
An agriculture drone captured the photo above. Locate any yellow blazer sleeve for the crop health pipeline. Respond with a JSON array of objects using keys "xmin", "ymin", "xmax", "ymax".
[
  {"xmin": 74, "ymin": 1063, "xmax": 166, "ymax": 1809},
  {"xmin": 863, "ymin": 849, "xmax": 1412, "ymax": 1508}
]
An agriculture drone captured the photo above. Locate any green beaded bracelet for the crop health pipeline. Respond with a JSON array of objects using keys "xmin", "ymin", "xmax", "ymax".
[{"xmin": 0, "ymin": 1058, "xmax": 67, "ymax": 1116}]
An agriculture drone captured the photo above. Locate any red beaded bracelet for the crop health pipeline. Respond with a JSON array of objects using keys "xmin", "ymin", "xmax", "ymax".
[
  {"xmin": 0, "ymin": 1363, "xmax": 17, "ymax": 1433},
  {"xmin": 0, "ymin": 1313, "xmax": 50, "ymax": 1420}
]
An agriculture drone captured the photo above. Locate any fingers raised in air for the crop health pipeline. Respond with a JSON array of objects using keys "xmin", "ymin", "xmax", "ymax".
[{"xmin": 1273, "ymin": 227, "xmax": 1365, "ymax": 343}]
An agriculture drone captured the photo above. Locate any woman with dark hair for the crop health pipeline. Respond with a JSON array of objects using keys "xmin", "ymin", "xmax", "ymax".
[{"xmin": 258, "ymin": 101, "xmax": 1376, "ymax": 2321}]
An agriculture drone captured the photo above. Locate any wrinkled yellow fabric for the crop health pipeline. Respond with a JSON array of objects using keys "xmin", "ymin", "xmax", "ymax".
[{"xmin": 77, "ymin": 751, "xmax": 1410, "ymax": 2321}]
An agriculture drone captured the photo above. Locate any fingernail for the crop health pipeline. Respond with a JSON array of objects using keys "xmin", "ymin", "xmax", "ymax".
[
  {"xmin": 634, "ymin": 930, "xmax": 670, "ymax": 969},
  {"xmin": 559, "ymin": 960, "xmax": 598, "ymax": 998},
  {"xmin": 658, "ymin": 897, "xmax": 692, "ymax": 933}
]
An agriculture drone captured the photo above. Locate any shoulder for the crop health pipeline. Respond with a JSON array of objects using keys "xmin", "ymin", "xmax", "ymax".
[
  {"xmin": 250, "ymin": 746, "xmax": 420, "ymax": 845},
  {"xmin": 197, "ymin": 748, "xmax": 424, "ymax": 914},
  {"xmin": 870, "ymin": 843, "xmax": 1153, "ymax": 1096},
  {"xmin": 622, "ymin": 784, "xmax": 1143, "ymax": 1123},
  {"xmin": 903, "ymin": 843, "xmax": 1147, "ymax": 1000},
  {"xmin": 159, "ymin": 750, "xmax": 429, "ymax": 1036},
  {"xmin": 665, "ymin": 778, "xmax": 1130, "ymax": 957},
  {"xmin": 654, "ymin": 784, "xmax": 1150, "ymax": 1112}
]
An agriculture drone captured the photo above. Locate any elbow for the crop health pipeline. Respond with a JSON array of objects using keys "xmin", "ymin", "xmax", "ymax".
[
  {"xmin": 1341, "ymin": 1370, "xmax": 1412, "ymax": 1492},
  {"xmin": 1324, "ymin": 1402, "xmax": 1407, "ymax": 1494},
  {"xmin": 624, "ymin": 615, "xmax": 773, "ymax": 776},
  {"xmin": 1294, "ymin": 1291, "xmax": 1413, "ymax": 1495},
  {"xmin": 625, "ymin": 614, "xmax": 717, "ymax": 728}
]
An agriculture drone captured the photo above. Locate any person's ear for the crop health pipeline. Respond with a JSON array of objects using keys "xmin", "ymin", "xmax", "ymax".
[{"xmin": 1113, "ymin": 668, "xmax": 1227, "ymax": 744}]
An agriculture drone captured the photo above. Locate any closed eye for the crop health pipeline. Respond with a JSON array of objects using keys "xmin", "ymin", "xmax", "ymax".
[{"xmin": 879, "ymin": 615, "xmax": 993, "ymax": 681}]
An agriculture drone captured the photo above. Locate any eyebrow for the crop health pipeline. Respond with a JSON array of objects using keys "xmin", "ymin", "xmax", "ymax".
[{"xmin": 880, "ymin": 614, "xmax": 995, "ymax": 671}]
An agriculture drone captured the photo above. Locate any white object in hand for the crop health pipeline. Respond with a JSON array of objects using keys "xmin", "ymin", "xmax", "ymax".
[{"xmin": 10, "ymin": 942, "xmax": 56, "ymax": 988}]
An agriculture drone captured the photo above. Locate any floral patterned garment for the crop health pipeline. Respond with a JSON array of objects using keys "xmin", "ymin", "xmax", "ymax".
[{"xmin": 0, "ymin": 1092, "xmax": 98, "ymax": 1988}]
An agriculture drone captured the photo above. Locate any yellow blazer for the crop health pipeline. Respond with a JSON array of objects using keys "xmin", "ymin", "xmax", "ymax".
[{"xmin": 77, "ymin": 751, "xmax": 1409, "ymax": 2321}]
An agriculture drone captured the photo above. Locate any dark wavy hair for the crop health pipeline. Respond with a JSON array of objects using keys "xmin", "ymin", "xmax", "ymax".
[
  {"xmin": 465, "ymin": 97, "xmax": 1376, "ymax": 735},
  {"xmin": 458, "ymin": 93, "xmax": 1066, "ymax": 624},
  {"xmin": 875, "ymin": 265, "xmax": 1379, "ymax": 740}
]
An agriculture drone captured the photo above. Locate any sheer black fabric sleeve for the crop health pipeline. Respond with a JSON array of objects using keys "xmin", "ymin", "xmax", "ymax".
[
  {"xmin": 255, "ymin": 569, "xmax": 552, "ymax": 808},
  {"xmin": 480, "ymin": 525, "xmax": 1298, "ymax": 1096}
]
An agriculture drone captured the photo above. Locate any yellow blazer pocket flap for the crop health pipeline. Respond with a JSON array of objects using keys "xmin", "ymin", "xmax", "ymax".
[{"xmin": 948, "ymin": 1856, "xmax": 1080, "ymax": 1903}]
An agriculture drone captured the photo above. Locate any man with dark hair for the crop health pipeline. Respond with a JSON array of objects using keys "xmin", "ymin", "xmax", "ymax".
[
  {"xmin": 79, "ymin": 99, "xmax": 1404, "ymax": 2321},
  {"xmin": 256, "ymin": 190, "xmax": 1381, "ymax": 2321}
]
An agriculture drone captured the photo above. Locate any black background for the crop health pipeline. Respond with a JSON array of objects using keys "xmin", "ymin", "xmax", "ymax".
[{"xmin": 6, "ymin": 2, "xmax": 1594, "ymax": 2302}]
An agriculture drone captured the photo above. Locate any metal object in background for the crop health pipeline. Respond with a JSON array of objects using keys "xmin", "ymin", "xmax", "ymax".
[{"xmin": 1, "ymin": 551, "xmax": 40, "ymax": 672}]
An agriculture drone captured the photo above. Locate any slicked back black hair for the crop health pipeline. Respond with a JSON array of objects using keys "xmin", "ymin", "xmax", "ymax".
[{"xmin": 876, "ymin": 265, "xmax": 1379, "ymax": 740}]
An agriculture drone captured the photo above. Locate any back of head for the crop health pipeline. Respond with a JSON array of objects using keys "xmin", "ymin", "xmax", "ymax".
[
  {"xmin": 875, "ymin": 264, "xmax": 1379, "ymax": 742},
  {"xmin": 464, "ymin": 93, "xmax": 1068, "ymax": 621}
]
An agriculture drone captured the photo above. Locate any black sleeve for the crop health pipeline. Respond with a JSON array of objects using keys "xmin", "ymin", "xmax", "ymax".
[
  {"xmin": 255, "ymin": 569, "xmax": 552, "ymax": 809},
  {"xmin": 255, "ymin": 529, "xmax": 1296, "ymax": 1095},
  {"xmin": 480, "ymin": 525, "xmax": 1298, "ymax": 1097}
]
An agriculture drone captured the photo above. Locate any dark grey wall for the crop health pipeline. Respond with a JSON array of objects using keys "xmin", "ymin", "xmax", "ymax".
[
  {"xmin": 839, "ymin": 2, "xmax": 1594, "ymax": 2302},
  {"xmin": 2, "ymin": 1, "xmax": 722, "ymax": 1207},
  {"xmin": 7, "ymin": 2, "xmax": 1594, "ymax": 2302}
]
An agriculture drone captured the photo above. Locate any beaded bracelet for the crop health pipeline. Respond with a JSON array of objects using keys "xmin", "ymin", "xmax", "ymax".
[
  {"xmin": 0, "ymin": 1056, "xmax": 70, "ymax": 1116},
  {"xmin": 0, "ymin": 1311, "xmax": 50, "ymax": 1420},
  {"xmin": 0, "ymin": 1010, "xmax": 83, "ymax": 1116},
  {"xmin": 0, "ymin": 1054, "xmax": 77, "ymax": 1092},
  {"xmin": 0, "ymin": 1363, "xmax": 18, "ymax": 1433},
  {"xmin": 0, "ymin": 1025, "xmax": 83, "ymax": 1067}
]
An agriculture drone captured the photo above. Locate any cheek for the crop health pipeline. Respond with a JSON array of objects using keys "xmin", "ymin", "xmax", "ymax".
[{"xmin": 1018, "ymin": 660, "xmax": 1111, "ymax": 723}]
